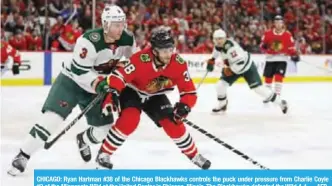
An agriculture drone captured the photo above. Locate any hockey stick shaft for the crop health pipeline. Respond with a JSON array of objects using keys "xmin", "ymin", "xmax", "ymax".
[
  {"xmin": 183, "ymin": 118, "xmax": 269, "ymax": 170},
  {"xmin": 300, "ymin": 60, "xmax": 332, "ymax": 73},
  {"xmin": 44, "ymin": 93, "xmax": 105, "ymax": 149},
  {"xmin": 196, "ymin": 71, "xmax": 209, "ymax": 89}
]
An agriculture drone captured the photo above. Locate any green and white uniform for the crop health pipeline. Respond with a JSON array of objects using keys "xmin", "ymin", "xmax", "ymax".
[
  {"xmin": 211, "ymin": 36, "xmax": 287, "ymax": 114},
  {"xmin": 29, "ymin": 28, "xmax": 136, "ymax": 146},
  {"xmin": 62, "ymin": 28, "xmax": 137, "ymax": 93},
  {"xmin": 7, "ymin": 5, "xmax": 136, "ymax": 176},
  {"xmin": 212, "ymin": 38, "xmax": 261, "ymax": 88}
]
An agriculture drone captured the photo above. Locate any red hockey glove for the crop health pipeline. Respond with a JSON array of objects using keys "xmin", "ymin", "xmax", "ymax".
[{"xmin": 171, "ymin": 102, "xmax": 191, "ymax": 124}]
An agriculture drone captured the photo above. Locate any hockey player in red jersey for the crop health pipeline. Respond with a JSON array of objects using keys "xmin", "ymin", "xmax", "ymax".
[
  {"xmin": 260, "ymin": 15, "xmax": 300, "ymax": 101},
  {"xmin": 1, "ymin": 40, "xmax": 21, "ymax": 75},
  {"xmin": 92, "ymin": 28, "xmax": 211, "ymax": 169}
]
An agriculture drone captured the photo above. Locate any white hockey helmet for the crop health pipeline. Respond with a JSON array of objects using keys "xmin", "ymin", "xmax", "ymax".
[
  {"xmin": 213, "ymin": 29, "xmax": 226, "ymax": 39},
  {"xmin": 101, "ymin": 5, "xmax": 126, "ymax": 31}
]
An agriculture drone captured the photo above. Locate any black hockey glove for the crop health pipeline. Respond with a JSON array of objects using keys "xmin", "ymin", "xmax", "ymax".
[
  {"xmin": 261, "ymin": 43, "xmax": 269, "ymax": 50},
  {"xmin": 291, "ymin": 55, "xmax": 300, "ymax": 63},
  {"xmin": 101, "ymin": 91, "xmax": 120, "ymax": 117},
  {"xmin": 171, "ymin": 102, "xmax": 191, "ymax": 124},
  {"xmin": 12, "ymin": 63, "xmax": 20, "ymax": 75},
  {"xmin": 93, "ymin": 76, "xmax": 121, "ymax": 116}
]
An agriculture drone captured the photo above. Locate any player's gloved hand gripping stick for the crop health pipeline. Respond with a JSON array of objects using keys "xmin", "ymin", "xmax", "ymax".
[{"xmin": 44, "ymin": 61, "xmax": 122, "ymax": 150}]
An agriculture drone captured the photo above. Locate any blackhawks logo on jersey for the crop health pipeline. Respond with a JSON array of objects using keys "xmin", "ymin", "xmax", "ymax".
[
  {"xmin": 146, "ymin": 76, "xmax": 173, "ymax": 93},
  {"xmin": 271, "ymin": 40, "xmax": 283, "ymax": 51},
  {"xmin": 140, "ymin": 54, "xmax": 151, "ymax": 62}
]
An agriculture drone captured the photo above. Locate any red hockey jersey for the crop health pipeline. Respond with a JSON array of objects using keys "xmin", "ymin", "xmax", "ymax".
[
  {"xmin": 260, "ymin": 29, "xmax": 296, "ymax": 62},
  {"xmin": 106, "ymin": 48, "xmax": 197, "ymax": 108},
  {"xmin": 1, "ymin": 41, "xmax": 21, "ymax": 65}
]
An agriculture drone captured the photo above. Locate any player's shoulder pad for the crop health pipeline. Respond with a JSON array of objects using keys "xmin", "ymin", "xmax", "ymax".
[
  {"xmin": 117, "ymin": 29, "xmax": 135, "ymax": 46},
  {"xmin": 81, "ymin": 28, "xmax": 104, "ymax": 52},
  {"xmin": 130, "ymin": 49, "xmax": 152, "ymax": 64},
  {"xmin": 174, "ymin": 53, "xmax": 186, "ymax": 65},
  {"xmin": 285, "ymin": 30, "xmax": 293, "ymax": 36},
  {"xmin": 264, "ymin": 29, "xmax": 272, "ymax": 35},
  {"xmin": 83, "ymin": 28, "xmax": 103, "ymax": 43},
  {"xmin": 76, "ymin": 36, "xmax": 97, "ymax": 52},
  {"xmin": 221, "ymin": 39, "xmax": 235, "ymax": 53},
  {"xmin": 267, "ymin": 29, "xmax": 273, "ymax": 33}
]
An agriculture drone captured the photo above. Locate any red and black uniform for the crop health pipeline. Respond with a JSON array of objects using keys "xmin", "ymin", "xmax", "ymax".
[
  {"xmin": 99, "ymin": 47, "xmax": 199, "ymax": 160},
  {"xmin": 260, "ymin": 27, "xmax": 298, "ymax": 95}
]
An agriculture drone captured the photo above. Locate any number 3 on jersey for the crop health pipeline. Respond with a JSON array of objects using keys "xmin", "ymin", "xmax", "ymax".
[
  {"xmin": 124, "ymin": 63, "xmax": 136, "ymax": 74},
  {"xmin": 80, "ymin": 48, "xmax": 88, "ymax": 59},
  {"xmin": 183, "ymin": 70, "xmax": 191, "ymax": 81}
]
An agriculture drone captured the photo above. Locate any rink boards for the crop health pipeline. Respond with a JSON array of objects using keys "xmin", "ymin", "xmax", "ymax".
[{"xmin": 1, "ymin": 52, "xmax": 332, "ymax": 86}]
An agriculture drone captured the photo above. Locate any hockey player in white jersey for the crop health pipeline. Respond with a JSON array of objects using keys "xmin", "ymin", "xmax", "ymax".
[
  {"xmin": 7, "ymin": 5, "xmax": 136, "ymax": 175},
  {"xmin": 206, "ymin": 29, "xmax": 288, "ymax": 114}
]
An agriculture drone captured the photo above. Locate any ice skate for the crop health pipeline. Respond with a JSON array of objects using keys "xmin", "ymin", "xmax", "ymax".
[
  {"xmin": 280, "ymin": 100, "xmax": 288, "ymax": 114},
  {"xmin": 212, "ymin": 100, "xmax": 228, "ymax": 113},
  {"xmin": 191, "ymin": 153, "xmax": 211, "ymax": 170},
  {"xmin": 76, "ymin": 132, "xmax": 92, "ymax": 162},
  {"xmin": 7, "ymin": 150, "xmax": 30, "ymax": 176},
  {"xmin": 95, "ymin": 150, "xmax": 113, "ymax": 169}
]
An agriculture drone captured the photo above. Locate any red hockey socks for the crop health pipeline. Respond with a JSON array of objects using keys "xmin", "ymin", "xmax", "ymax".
[
  {"xmin": 101, "ymin": 107, "xmax": 141, "ymax": 155},
  {"xmin": 264, "ymin": 77, "xmax": 273, "ymax": 89},
  {"xmin": 159, "ymin": 118, "xmax": 198, "ymax": 159},
  {"xmin": 274, "ymin": 74, "xmax": 284, "ymax": 95}
]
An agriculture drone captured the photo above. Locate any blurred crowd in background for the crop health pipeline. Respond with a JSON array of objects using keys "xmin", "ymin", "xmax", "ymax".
[{"xmin": 1, "ymin": 0, "xmax": 332, "ymax": 54}]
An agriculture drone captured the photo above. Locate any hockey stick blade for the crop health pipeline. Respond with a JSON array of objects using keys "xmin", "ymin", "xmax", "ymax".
[
  {"xmin": 183, "ymin": 118, "xmax": 269, "ymax": 170},
  {"xmin": 44, "ymin": 93, "xmax": 105, "ymax": 149}
]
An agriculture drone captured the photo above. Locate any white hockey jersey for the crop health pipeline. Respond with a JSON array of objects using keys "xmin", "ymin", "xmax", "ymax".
[
  {"xmin": 61, "ymin": 28, "xmax": 137, "ymax": 93},
  {"xmin": 212, "ymin": 39, "xmax": 252, "ymax": 74}
]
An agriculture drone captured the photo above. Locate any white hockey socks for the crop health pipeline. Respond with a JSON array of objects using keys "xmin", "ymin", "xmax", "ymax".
[
  {"xmin": 81, "ymin": 125, "xmax": 109, "ymax": 145},
  {"xmin": 215, "ymin": 80, "xmax": 229, "ymax": 105},
  {"xmin": 253, "ymin": 86, "xmax": 283, "ymax": 105},
  {"xmin": 21, "ymin": 111, "xmax": 64, "ymax": 156}
]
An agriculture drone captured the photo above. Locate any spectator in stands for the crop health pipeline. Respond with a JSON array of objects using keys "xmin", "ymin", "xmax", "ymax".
[
  {"xmin": 77, "ymin": 5, "xmax": 92, "ymax": 31},
  {"xmin": 48, "ymin": 0, "xmax": 67, "ymax": 17},
  {"xmin": 26, "ymin": 29, "xmax": 43, "ymax": 51},
  {"xmin": 298, "ymin": 38, "xmax": 312, "ymax": 54},
  {"xmin": 1, "ymin": 0, "xmax": 331, "ymax": 54},
  {"xmin": 9, "ymin": 29, "xmax": 27, "ymax": 50}
]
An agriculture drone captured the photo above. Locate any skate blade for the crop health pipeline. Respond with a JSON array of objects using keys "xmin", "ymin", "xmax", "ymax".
[
  {"xmin": 211, "ymin": 110, "xmax": 226, "ymax": 115},
  {"xmin": 7, "ymin": 167, "xmax": 22, "ymax": 176},
  {"xmin": 95, "ymin": 164, "xmax": 113, "ymax": 170}
]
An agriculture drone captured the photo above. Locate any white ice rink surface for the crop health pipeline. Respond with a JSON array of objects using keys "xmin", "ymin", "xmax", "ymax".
[{"xmin": 1, "ymin": 83, "xmax": 332, "ymax": 185}]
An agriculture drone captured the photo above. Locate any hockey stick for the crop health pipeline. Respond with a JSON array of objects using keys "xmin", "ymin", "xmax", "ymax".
[
  {"xmin": 183, "ymin": 118, "xmax": 269, "ymax": 170},
  {"xmin": 44, "ymin": 93, "xmax": 105, "ymax": 149},
  {"xmin": 300, "ymin": 60, "xmax": 332, "ymax": 73},
  {"xmin": 196, "ymin": 71, "xmax": 209, "ymax": 89},
  {"xmin": 188, "ymin": 76, "xmax": 269, "ymax": 169}
]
